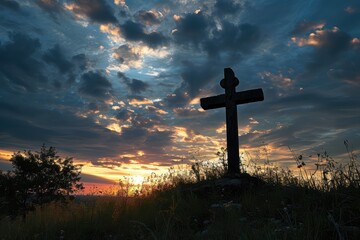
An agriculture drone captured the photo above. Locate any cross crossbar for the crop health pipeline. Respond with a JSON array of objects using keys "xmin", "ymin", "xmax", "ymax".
[{"xmin": 200, "ymin": 88, "xmax": 264, "ymax": 110}]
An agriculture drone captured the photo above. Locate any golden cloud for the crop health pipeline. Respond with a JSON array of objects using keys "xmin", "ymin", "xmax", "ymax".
[{"xmin": 128, "ymin": 98, "xmax": 153, "ymax": 106}]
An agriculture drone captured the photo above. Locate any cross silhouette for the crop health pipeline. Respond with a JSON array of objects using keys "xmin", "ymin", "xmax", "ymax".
[{"xmin": 200, "ymin": 68, "xmax": 264, "ymax": 175}]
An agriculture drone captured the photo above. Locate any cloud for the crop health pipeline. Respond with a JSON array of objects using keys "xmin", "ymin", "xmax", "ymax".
[
  {"xmin": 173, "ymin": 10, "xmax": 260, "ymax": 57},
  {"xmin": 292, "ymin": 27, "xmax": 352, "ymax": 49},
  {"xmin": 144, "ymin": 130, "xmax": 174, "ymax": 148},
  {"xmin": 135, "ymin": 9, "xmax": 162, "ymax": 26},
  {"xmin": 72, "ymin": 53, "xmax": 89, "ymax": 71},
  {"xmin": 292, "ymin": 27, "xmax": 355, "ymax": 73},
  {"xmin": 119, "ymin": 20, "xmax": 168, "ymax": 48},
  {"xmin": 0, "ymin": 0, "xmax": 20, "ymax": 12},
  {"xmin": 259, "ymin": 72, "xmax": 293, "ymax": 89},
  {"xmin": 120, "ymin": 127, "xmax": 148, "ymax": 143},
  {"xmin": 128, "ymin": 97, "xmax": 153, "ymax": 106},
  {"xmin": 204, "ymin": 22, "xmax": 261, "ymax": 56},
  {"xmin": 78, "ymin": 70, "xmax": 112, "ymax": 100},
  {"xmin": 113, "ymin": 44, "xmax": 141, "ymax": 67},
  {"xmin": 117, "ymin": 72, "xmax": 150, "ymax": 94},
  {"xmin": 173, "ymin": 12, "xmax": 209, "ymax": 46},
  {"xmin": 43, "ymin": 44, "xmax": 73, "ymax": 74},
  {"xmin": 164, "ymin": 59, "xmax": 222, "ymax": 108},
  {"xmin": 114, "ymin": 108, "xmax": 132, "ymax": 122},
  {"xmin": 173, "ymin": 107, "xmax": 204, "ymax": 118},
  {"xmin": 43, "ymin": 46, "xmax": 90, "ymax": 88},
  {"xmin": 0, "ymin": 32, "xmax": 46, "ymax": 92},
  {"xmin": 65, "ymin": 0, "xmax": 117, "ymax": 24},
  {"xmin": 328, "ymin": 49, "xmax": 360, "ymax": 85},
  {"xmin": 117, "ymin": 21, "xmax": 145, "ymax": 40},
  {"xmin": 112, "ymin": 104, "xmax": 164, "ymax": 133}
]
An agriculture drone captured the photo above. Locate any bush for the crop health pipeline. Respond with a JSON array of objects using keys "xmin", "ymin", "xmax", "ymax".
[{"xmin": 0, "ymin": 145, "xmax": 83, "ymax": 218}]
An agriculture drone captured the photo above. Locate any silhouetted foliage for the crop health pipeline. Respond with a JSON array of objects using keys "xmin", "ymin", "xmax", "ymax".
[{"xmin": 0, "ymin": 145, "xmax": 83, "ymax": 218}]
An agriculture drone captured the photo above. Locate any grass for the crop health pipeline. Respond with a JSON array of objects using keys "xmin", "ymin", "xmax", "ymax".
[{"xmin": 0, "ymin": 142, "xmax": 359, "ymax": 239}]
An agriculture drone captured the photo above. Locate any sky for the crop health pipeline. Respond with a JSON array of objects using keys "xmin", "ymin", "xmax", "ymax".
[{"xmin": 0, "ymin": 0, "xmax": 359, "ymax": 186}]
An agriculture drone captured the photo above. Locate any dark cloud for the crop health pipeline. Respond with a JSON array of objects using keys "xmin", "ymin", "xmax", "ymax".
[
  {"xmin": 120, "ymin": 20, "xmax": 144, "ymax": 39},
  {"xmin": 88, "ymin": 102, "xmax": 100, "ymax": 112},
  {"xmin": 72, "ymin": 53, "xmax": 89, "ymax": 71},
  {"xmin": 42, "ymin": 46, "xmax": 89, "ymax": 88},
  {"xmin": 144, "ymin": 130, "xmax": 174, "ymax": 148},
  {"xmin": 328, "ymin": 53, "xmax": 360, "ymax": 85},
  {"xmin": 68, "ymin": 0, "xmax": 117, "ymax": 24},
  {"xmin": 123, "ymin": 105, "xmax": 162, "ymax": 128},
  {"xmin": 180, "ymin": 60, "xmax": 220, "ymax": 97},
  {"xmin": 115, "ymin": 109, "xmax": 132, "ymax": 121},
  {"xmin": 117, "ymin": 72, "xmax": 150, "ymax": 94},
  {"xmin": 204, "ymin": 22, "xmax": 261, "ymax": 56},
  {"xmin": 135, "ymin": 10, "xmax": 161, "ymax": 26},
  {"xmin": 43, "ymin": 44, "xmax": 73, "ymax": 74},
  {"xmin": 0, "ymin": 0, "xmax": 20, "ymax": 12},
  {"xmin": 78, "ymin": 71, "xmax": 112, "ymax": 100},
  {"xmin": 173, "ymin": 12, "xmax": 209, "ymax": 46},
  {"xmin": 164, "ymin": 84, "xmax": 191, "ymax": 107},
  {"xmin": 172, "ymin": 12, "xmax": 261, "ymax": 57},
  {"xmin": 120, "ymin": 127, "xmax": 148, "ymax": 143},
  {"xmin": 0, "ymin": 32, "xmax": 46, "ymax": 92},
  {"xmin": 118, "ymin": 126, "xmax": 174, "ymax": 156},
  {"xmin": 312, "ymin": 28, "xmax": 352, "ymax": 52},
  {"xmin": 119, "ymin": 20, "xmax": 168, "ymax": 48},
  {"xmin": 145, "ymin": 32, "xmax": 168, "ymax": 48},
  {"xmin": 303, "ymin": 28, "xmax": 354, "ymax": 73},
  {"xmin": 164, "ymin": 59, "xmax": 222, "ymax": 108},
  {"xmin": 113, "ymin": 44, "xmax": 140, "ymax": 64},
  {"xmin": 133, "ymin": 112, "xmax": 162, "ymax": 128}
]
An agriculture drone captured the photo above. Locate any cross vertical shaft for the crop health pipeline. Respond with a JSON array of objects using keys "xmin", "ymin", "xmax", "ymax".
[{"xmin": 221, "ymin": 68, "xmax": 240, "ymax": 174}]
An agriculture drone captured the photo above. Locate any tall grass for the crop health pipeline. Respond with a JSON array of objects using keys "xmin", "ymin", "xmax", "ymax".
[{"xmin": 0, "ymin": 142, "xmax": 359, "ymax": 239}]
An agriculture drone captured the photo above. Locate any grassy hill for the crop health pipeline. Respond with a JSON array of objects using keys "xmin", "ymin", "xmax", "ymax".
[{"xmin": 0, "ymin": 148, "xmax": 359, "ymax": 240}]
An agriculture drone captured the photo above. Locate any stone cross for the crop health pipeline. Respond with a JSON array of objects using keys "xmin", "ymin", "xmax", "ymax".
[{"xmin": 200, "ymin": 68, "xmax": 264, "ymax": 175}]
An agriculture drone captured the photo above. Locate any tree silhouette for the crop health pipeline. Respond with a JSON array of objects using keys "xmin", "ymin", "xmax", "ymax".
[{"xmin": 0, "ymin": 145, "xmax": 83, "ymax": 218}]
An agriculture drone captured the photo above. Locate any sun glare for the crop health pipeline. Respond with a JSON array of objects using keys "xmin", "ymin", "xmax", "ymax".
[
  {"xmin": 131, "ymin": 175, "xmax": 145, "ymax": 185},
  {"xmin": 0, "ymin": 149, "xmax": 14, "ymax": 160}
]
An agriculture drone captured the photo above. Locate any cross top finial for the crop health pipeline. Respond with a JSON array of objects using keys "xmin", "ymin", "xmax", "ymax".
[{"xmin": 220, "ymin": 68, "xmax": 239, "ymax": 89}]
